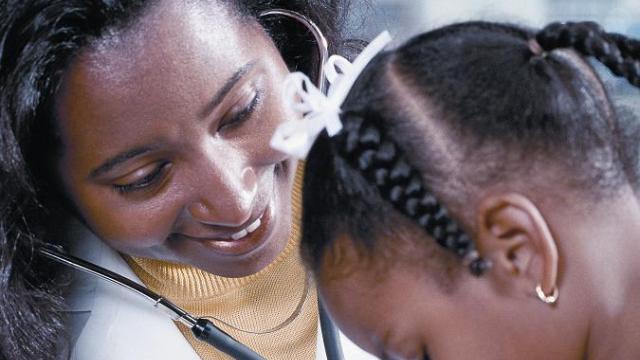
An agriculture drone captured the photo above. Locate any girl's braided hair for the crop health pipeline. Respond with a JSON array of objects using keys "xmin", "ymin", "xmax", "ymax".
[
  {"xmin": 536, "ymin": 21, "xmax": 640, "ymax": 86},
  {"xmin": 301, "ymin": 21, "xmax": 640, "ymax": 279},
  {"xmin": 332, "ymin": 112, "xmax": 490, "ymax": 275}
]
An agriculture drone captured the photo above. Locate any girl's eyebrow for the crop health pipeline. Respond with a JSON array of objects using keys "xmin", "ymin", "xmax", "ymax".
[
  {"xmin": 198, "ymin": 60, "xmax": 257, "ymax": 119},
  {"xmin": 88, "ymin": 146, "xmax": 153, "ymax": 180}
]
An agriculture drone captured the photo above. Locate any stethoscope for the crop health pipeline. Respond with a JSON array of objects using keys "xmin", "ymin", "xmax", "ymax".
[{"xmin": 39, "ymin": 10, "xmax": 343, "ymax": 360}]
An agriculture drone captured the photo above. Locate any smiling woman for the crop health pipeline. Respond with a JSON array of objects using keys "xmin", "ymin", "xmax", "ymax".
[
  {"xmin": 55, "ymin": 4, "xmax": 295, "ymax": 277},
  {"xmin": 0, "ymin": 0, "xmax": 352, "ymax": 359}
]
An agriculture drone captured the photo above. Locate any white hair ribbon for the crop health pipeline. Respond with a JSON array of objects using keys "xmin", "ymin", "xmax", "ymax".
[{"xmin": 270, "ymin": 31, "xmax": 392, "ymax": 159}]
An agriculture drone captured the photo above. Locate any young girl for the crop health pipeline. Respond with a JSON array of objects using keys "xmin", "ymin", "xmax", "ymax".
[
  {"xmin": 0, "ymin": 0, "xmax": 363, "ymax": 359},
  {"xmin": 297, "ymin": 21, "xmax": 640, "ymax": 359}
]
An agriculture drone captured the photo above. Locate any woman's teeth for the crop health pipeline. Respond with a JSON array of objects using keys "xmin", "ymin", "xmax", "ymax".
[{"xmin": 231, "ymin": 216, "xmax": 262, "ymax": 240}]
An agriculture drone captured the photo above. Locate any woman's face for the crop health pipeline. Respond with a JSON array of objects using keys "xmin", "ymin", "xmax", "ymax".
[
  {"xmin": 55, "ymin": 1, "xmax": 297, "ymax": 277},
  {"xmin": 318, "ymin": 234, "xmax": 582, "ymax": 360}
]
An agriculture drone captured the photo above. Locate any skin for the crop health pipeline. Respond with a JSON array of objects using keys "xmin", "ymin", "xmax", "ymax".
[
  {"xmin": 55, "ymin": 1, "xmax": 298, "ymax": 277},
  {"xmin": 318, "ymin": 186, "xmax": 640, "ymax": 359}
]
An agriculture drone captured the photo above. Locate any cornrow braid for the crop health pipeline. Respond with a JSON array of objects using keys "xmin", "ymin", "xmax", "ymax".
[
  {"xmin": 332, "ymin": 113, "xmax": 491, "ymax": 276},
  {"xmin": 536, "ymin": 21, "xmax": 640, "ymax": 87},
  {"xmin": 607, "ymin": 32, "xmax": 640, "ymax": 59}
]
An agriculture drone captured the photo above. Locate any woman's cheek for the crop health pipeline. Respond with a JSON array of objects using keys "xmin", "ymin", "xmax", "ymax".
[
  {"xmin": 84, "ymin": 192, "xmax": 181, "ymax": 251},
  {"xmin": 232, "ymin": 89, "xmax": 292, "ymax": 166}
]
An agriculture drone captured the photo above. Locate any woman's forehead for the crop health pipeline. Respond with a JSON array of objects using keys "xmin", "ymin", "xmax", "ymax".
[
  {"xmin": 54, "ymin": 0, "xmax": 275, "ymax": 172},
  {"xmin": 57, "ymin": 0, "xmax": 268, "ymax": 120},
  {"xmin": 81, "ymin": 1, "xmax": 255, "ymax": 85}
]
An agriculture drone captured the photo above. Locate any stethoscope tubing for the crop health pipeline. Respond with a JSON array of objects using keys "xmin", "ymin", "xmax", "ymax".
[
  {"xmin": 259, "ymin": 9, "xmax": 330, "ymax": 93},
  {"xmin": 257, "ymin": 9, "xmax": 344, "ymax": 360},
  {"xmin": 40, "ymin": 246, "xmax": 264, "ymax": 360}
]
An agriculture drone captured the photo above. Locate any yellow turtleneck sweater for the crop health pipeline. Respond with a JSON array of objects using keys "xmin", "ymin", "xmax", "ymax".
[{"xmin": 124, "ymin": 166, "xmax": 318, "ymax": 359}]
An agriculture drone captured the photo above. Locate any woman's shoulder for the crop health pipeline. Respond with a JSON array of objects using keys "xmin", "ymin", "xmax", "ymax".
[{"xmin": 64, "ymin": 221, "xmax": 200, "ymax": 360}]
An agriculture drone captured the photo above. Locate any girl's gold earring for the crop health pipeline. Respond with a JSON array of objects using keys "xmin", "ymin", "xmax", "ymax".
[{"xmin": 535, "ymin": 284, "xmax": 559, "ymax": 305}]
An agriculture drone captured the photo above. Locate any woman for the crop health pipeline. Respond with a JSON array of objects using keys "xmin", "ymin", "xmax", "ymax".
[
  {"xmin": 0, "ymin": 0, "xmax": 372, "ymax": 359},
  {"xmin": 299, "ymin": 21, "xmax": 640, "ymax": 359}
]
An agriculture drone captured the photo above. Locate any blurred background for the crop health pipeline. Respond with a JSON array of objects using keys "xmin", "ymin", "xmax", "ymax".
[
  {"xmin": 347, "ymin": 0, "xmax": 640, "ymax": 106},
  {"xmin": 348, "ymin": 0, "xmax": 640, "ymax": 43}
]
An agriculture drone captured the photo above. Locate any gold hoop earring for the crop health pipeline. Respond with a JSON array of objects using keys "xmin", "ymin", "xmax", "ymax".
[{"xmin": 535, "ymin": 284, "xmax": 559, "ymax": 305}]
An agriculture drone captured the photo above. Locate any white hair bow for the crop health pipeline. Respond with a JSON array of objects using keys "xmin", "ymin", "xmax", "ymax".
[{"xmin": 270, "ymin": 31, "xmax": 392, "ymax": 159}]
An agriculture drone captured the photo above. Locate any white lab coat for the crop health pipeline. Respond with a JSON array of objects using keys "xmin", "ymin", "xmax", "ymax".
[{"xmin": 64, "ymin": 221, "xmax": 375, "ymax": 360}]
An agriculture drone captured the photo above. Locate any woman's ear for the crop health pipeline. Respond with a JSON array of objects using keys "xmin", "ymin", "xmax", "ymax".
[{"xmin": 474, "ymin": 193, "xmax": 559, "ymax": 300}]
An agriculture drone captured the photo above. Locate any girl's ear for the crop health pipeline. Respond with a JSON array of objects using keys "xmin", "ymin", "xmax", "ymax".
[{"xmin": 474, "ymin": 193, "xmax": 559, "ymax": 300}]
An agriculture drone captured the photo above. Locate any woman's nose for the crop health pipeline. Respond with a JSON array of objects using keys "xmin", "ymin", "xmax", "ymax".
[{"xmin": 187, "ymin": 165, "xmax": 258, "ymax": 228}]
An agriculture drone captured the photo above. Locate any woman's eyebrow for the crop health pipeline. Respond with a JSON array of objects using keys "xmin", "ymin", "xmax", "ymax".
[
  {"xmin": 199, "ymin": 60, "xmax": 257, "ymax": 119},
  {"xmin": 88, "ymin": 146, "xmax": 153, "ymax": 180}
]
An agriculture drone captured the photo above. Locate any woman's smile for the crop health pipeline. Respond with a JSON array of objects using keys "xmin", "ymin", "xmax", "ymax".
[{"xmin": 172, "ymin": 184, "xmax": 278, "ymax": 257}]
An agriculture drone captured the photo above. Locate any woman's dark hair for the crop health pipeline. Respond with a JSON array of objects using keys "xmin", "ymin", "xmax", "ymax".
[
  {"xmin": 302, "ymin": 21, "xmax": 640, "ymax": 280},
  {"xmin": 0, "ymin": 0, "xmax": 349, "ymax": 358}
]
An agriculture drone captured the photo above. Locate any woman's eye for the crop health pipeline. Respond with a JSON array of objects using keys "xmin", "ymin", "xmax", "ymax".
[
  {"xmin": 218, "ymin": 89, "xmax": 261, "ymax": 132},
  {"xmin": 112, "ymin": 162, "xmax": 170, "ymax": 194}
]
